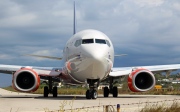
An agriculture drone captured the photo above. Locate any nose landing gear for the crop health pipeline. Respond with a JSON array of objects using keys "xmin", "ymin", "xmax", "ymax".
[
  {"xmin": 85, "ymin": 79, "xmax": 99, "ymax": 99},
  {"xmin": 86, "ymin": 89, "xmax": 98, "ymax": 99}
]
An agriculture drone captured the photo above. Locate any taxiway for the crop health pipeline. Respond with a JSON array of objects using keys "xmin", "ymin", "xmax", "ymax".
[{"xmin": 0, "ymin": 88, "xmax": 180, "ymax": 112}]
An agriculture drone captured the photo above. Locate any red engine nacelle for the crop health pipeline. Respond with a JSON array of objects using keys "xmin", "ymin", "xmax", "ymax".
[
  {"xmin": 128, "ymin": 68, "xmax": 155, "ymax": 92},
  {"xmin": 12, "ymin": 68, "xmax": 40, "ymax": 92}
]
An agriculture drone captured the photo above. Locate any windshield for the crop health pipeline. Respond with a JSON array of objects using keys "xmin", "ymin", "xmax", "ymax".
[
  {"xmin": 95, "ymin": 39, "xmax": 106, "ymax": 44},
  {"xmin": 82, "ymin": 39, "xmax": 94, "ymax": 44}
]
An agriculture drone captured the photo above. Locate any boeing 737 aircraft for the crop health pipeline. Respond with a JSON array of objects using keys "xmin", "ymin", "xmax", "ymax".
[{"xmin": 1, "ymin": 2, "xmax": 180, "ymax": 99}]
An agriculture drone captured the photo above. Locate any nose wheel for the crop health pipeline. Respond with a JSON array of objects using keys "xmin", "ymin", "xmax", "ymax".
[
  {"xmin": 85, "ymin": 79, "xmax": 99, "ymax": 99},
  {"xmin": 86, "ymin": 89, "xmax": 98, "ymax": 99}
]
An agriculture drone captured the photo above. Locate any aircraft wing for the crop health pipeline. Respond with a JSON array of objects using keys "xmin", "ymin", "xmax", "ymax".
[
  {"xmin": 110, "ymin": 64, "xmax": 180, "ymax": 77},
  {"xmin": 0, "ymin": 64, "xmax": 62, "ymax": 77}
]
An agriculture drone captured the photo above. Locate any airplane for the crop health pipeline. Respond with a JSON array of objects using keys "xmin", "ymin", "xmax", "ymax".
[{"xmin": 1, "ymin": 1, "xmax": 180, "ymax": 99}]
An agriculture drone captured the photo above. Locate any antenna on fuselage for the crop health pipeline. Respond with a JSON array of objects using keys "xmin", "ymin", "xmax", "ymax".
[{"xmin": 73, "ymin": 1, "xmax": 76, "ymax": 35}]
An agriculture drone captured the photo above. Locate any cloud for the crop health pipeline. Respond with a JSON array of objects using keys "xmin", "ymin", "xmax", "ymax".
[
  {"xmin": 134, "ymin": 0, "xmax": 164, "ymax": 7},
  {"xmin": 0, "ymin": 0, "xmax": 37, "ymax": 28},
  {"xmin": 0, "ymin": 13, "xmax": 36, "ymax": 27},
  {"xmin": 0, "ymin": 54, "xmax": 13, "ymax": 60},
  {"xmin": 0, "ymin": 0, "xmax": 180, "ymax": 86},
  {"xmin": 0, "ymin": 0, "xmax": 180, "ymax": 65}
]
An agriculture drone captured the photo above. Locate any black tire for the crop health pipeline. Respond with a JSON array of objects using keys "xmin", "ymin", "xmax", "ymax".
[
  {"xmin": 53, "ymin": 87, "xmax": 57, "ymax": 97},
  {"xmin": 113, "ymin": 86, "xmax": 118, "ymax": 97},
  {"xmin": 86, "ymin": 90, "xmax": 91, "ymax": 99},
  {"xmin": 91, "ymin": 90, "xmax": 98, "ymax": 99},
  {"xmin": 44, "ymin": 86, "xmax": 49, "ymax": 97},
  {"xmin": 103, "ymin": 87, "xmax": 109, "ymax": 97}
]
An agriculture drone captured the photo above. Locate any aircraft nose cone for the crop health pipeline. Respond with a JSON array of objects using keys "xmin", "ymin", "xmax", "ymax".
[
  {"xmin": 89, "ymin": 50, "xmax": 103, "ymax": 61},
  {"xmin": 81, "ymin": 45, "xmax": 106, "ymax": 61},
  {"xmin": 80, "ymin": 45, "xmax": 108, "ymax": 79}
]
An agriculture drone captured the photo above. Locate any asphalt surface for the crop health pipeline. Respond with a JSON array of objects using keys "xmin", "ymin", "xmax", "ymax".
[{"xmin": 0, "ymin": 88, "xmax": 180, "ymax": 112}]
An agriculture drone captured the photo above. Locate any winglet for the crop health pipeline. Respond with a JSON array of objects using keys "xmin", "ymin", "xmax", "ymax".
[{"xmin": 73, "ymin": 1, "xmax": 76, "ymax": 35}]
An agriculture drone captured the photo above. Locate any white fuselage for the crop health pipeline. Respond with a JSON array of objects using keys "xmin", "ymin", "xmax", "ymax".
[{"xmin": 62, "ymin": 29, "xmax": 114, "ymax": 84}]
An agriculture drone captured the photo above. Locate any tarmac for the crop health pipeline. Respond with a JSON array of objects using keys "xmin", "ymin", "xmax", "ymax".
[{"xmin": 0, "ymin": 88, "xmax": 180, "ymax": 112}]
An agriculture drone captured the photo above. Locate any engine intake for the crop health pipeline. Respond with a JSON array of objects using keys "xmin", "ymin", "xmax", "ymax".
[
  {"xmin": 128, "ymin": 68, "xmax": 155, "ymax": 92},
  {"xmin": 13, "ymin": 68, "xmax": 40, "ymax": 92}
]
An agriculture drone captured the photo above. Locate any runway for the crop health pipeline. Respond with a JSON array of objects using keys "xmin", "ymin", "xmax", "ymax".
[{"xmin": 0, "ymin": 88, "xmax": 180, "ymax": 112}]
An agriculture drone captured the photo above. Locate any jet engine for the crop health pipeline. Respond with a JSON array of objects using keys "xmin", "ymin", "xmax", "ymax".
[
  {"xmin": 128, "ymin": 68, "xmax": 155, "ymax": 92},
  {"xmin": 12, "ymin": 68, "xmax": 40, "ymax": 92}
]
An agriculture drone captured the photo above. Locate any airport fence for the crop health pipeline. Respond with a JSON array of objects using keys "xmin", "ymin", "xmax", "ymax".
[{"xmin": 47, "ymin": 99, "xmax": 180, "ymax": 112}]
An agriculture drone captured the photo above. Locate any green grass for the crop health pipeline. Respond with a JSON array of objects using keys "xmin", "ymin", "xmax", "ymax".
[
  {"xmin": 3, "ymin": 86, "xmax": 17, "ymax": 92},
  {"xmin": 34, "ymin": 88, "xmax": 103, "ymax": 95},
  {"xmin": 3, "ymin": 85, "xmax": 180, "ymax": 95},
  {"xmin": 3, "ymin": 85, "xmax": 103, "ymax": 95}
]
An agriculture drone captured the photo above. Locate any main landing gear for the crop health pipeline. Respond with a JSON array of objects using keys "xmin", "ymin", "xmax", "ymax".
[
  {"xmin": 103, "ymin": 77, "xmax": 118, "ymax": 98},
  {"xmin": 43, "ymin": 77, "xmax": 58, "ymax": 97},
  {"xmin": 85, "ymin": 79, "xmax": 99, "ymax": 99}
]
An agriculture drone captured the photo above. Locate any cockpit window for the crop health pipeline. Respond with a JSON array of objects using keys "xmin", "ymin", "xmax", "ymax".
[
  {"xmin": 82, "ymin": 39, "xmax": 94, "ymax": 44},
  {"xmin": 74, "ymin": 39, "xmax": 81, "ymax": 47},
  {"xmin": 106, "ymin": 40, "xmax": 111, "ymax": 47},
  {"xmin": 95, "ymin": 39, "xmax": 106, "ymax": 44}
]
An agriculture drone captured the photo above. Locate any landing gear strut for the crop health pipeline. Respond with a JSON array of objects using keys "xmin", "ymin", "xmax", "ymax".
[
  {"xmin": 43, "ymin": 77, "xmax": 58, "ymax": 97},
  {"xmin": 103, "ymin": 77, "xmax": 118, "ymax": 97},
  {"xmin": 85, "ymin": 79, "xmax": 99, "ymax": 99}
]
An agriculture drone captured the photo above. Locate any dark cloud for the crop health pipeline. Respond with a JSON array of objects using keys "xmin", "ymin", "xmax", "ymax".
[{"xmin": 0, "ymin": 0, "xmax": 180, "ymax": 86}]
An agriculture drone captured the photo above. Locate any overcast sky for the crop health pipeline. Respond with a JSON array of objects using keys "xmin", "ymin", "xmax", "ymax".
[{"xmin": 1, "ymin": 0, "xmax": 180, "ymax": 87}]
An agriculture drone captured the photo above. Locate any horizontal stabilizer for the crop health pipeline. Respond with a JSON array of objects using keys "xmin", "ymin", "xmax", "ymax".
[
  {"xmin": 114, "ymin": 54, "xmax": 127, "ymax": 57},
  {"xmin": 24, "ymin": 54, "xmax": 62, "ymax": 60}
]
